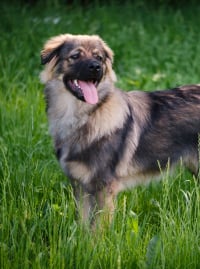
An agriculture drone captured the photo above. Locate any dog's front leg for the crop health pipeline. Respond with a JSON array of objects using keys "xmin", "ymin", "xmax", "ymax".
[
  {"xmin": 72, "ymin": 183, "xmax": 95, "ymax": 225},
  {"xmin": 92, "ymin": 180, "xmax": 120, "ymax": 228}
]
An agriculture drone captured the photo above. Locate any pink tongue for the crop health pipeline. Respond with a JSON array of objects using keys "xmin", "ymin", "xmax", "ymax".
[{"xmin": 78, "ymin": 81, "xmax": 98, "ymax": 104}]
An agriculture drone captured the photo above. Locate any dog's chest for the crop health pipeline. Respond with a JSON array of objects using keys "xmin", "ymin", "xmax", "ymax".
[{"xmin": 47, "ymin": 102, "xmax": 88, "ymax": 143}]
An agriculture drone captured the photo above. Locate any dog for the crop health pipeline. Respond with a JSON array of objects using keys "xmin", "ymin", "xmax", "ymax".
[{"xmin": 40, "ymin": 34, "xmax": 200, "ymax": 226}]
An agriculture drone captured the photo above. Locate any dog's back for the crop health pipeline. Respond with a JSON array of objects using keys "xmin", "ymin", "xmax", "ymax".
[{"xmin": 132, "ymin": 85, "xmax": 200, "ymax": 176}]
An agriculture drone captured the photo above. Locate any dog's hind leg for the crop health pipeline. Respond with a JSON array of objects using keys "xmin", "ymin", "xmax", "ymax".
[{"xmin": 183, "ymin": 150, "xmax": 199, "ymax": 179}]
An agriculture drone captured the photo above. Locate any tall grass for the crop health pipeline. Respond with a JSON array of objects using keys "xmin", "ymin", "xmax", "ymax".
[{"xmin": 0, "ymin": 1, "xmax": 200, "ymax": 268}]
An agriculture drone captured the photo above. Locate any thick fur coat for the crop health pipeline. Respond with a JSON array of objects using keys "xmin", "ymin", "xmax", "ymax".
[{"xmin": 40, "ymin": 34, "xmax": 200, "ymax": 224}]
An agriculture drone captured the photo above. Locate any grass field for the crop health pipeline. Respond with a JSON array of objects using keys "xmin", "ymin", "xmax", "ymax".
[{"xmin": 0, "ymin": 1, "xmax": 200, "ymax": 268}]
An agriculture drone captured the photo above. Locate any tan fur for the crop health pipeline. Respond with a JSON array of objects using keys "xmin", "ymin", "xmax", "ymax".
[
  {"xmin": 66, "ymin": 161, "xmax": 91, "ymax": 184},
  {"xmin": 86, "ymin": 91, "xmax": 129, "ymax": 141}
]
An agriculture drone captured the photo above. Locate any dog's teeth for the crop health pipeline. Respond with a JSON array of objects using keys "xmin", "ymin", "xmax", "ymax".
[{"xmin": 74, "ymin": 79, "xmax": 78, "ymax": 86}]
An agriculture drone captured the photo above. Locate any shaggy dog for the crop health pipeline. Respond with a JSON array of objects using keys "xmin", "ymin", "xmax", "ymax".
[{"xmin": 40, "ymin": 34, "xmax": 200, "ymax": 225}]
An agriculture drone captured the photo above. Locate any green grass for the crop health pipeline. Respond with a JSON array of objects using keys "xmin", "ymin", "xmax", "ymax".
[{"xmin": 0, "ymin": 1, "xmax": 200, "ymax": 268}]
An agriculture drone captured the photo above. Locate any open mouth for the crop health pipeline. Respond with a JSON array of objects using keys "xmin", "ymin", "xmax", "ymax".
[{"xmin": 66, "ymin": 79, "xmax": 99, "ymax": 105}]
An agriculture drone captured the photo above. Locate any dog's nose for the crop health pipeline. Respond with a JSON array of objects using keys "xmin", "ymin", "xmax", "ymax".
[{"xmin": 89, "ymin": 61, "xmax": 101, "ymax": 73}]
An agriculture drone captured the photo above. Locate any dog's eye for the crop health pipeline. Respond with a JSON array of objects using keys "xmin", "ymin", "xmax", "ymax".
[
  {"xmin": 70, "ymin": 53, "xmax": 80, "ymax": 60},
  {"xmin": 96, "ymin": 55, "xmax": 103, "ymax": 62}
]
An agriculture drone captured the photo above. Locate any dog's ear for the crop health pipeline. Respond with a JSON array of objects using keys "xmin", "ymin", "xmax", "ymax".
[
  {"xmin": 41, "ymin": 34, "xmax": 70, "ymax": 65},
  {"xmin": 100, "ymin": 39, "xmax": 114, "ymax": 64},
  {"xmin": 104, "ymin": 44, "xmax": 114, "ymax": 64},
  {"xmin": 99, "ymin": 38, "xmax": 116, "ymax": 82},
  {"xmin": 41, "ymin": 45, "xmax": 63, "ymax": 65}
]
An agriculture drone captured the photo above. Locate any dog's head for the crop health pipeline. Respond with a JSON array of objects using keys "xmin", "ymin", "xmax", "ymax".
[{"xmin": 40, "ymin": 34, "xmax": 116, "ymax": 104}]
